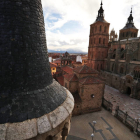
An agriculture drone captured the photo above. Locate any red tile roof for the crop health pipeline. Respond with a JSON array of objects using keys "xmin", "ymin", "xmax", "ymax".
[
  {"xmin": 53, "ymin": 60, "xmax": 61, "ymax": 64},
  {"xmin": 64, "ymin": 74, "xmax": 78, "ymax": 82},
  {"xmin": 50, "ymin": 62, "xmax": 57, "ymax": 68},
  {"xmin": 56, "ymin": 76, "xmax": 64, "ymax": 86},
  {"xmin": 79, "ymin": 76, "xmax": 104, "ymax": 85},
  {"xmin": 73, "ymin": 65, "xmax": 98, "ymax": 74},
  {"xmin": 61, "ymin": 66, "xmax": 73, "ymax": 74},
  {"xmin": 73, "ymin": 62, "xmax": 82, "ymax": 64}
]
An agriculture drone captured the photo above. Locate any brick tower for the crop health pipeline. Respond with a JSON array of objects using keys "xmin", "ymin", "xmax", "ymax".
[{"xmin": 88, "ymin": 1, "xmax": 110, "ymax": 71}]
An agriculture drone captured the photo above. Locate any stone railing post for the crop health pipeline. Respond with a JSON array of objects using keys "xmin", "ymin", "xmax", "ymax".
[
  {"xmin": 123, "ymin": 112, "xmax": 128, "ymax": 123},
  {"xmin": 115, "ymin": 106, "xmax": 119, "ymax": 116},
  {"xmin": 133, "ymin": 119, "xmax": 139, "ymax": 134}
]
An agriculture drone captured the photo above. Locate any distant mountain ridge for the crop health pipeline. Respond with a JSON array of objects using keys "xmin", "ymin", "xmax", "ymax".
[{"xmin": 48, "ymin": 49, "xmax": 87, "ymax": 54}]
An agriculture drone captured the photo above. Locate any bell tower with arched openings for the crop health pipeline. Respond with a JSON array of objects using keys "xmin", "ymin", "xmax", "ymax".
[{"xmin": 88, "ymin": 1, "xmax": 110, "ymax": 71}]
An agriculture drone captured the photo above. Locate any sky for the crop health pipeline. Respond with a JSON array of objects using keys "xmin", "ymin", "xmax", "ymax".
[{"xmin": 41, "ymin": 0, "xmax": 140, "ymax": 53}]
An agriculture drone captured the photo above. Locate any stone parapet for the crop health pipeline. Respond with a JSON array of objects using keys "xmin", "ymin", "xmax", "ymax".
[{"xmin": 0, "ymin": 87, "xmax": 74, "ymax": 140}]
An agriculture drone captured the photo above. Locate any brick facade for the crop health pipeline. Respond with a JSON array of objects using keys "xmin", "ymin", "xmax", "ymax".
[{"xmin": 88, "ymin": 2, "xmax": 110, "ymax": 71}]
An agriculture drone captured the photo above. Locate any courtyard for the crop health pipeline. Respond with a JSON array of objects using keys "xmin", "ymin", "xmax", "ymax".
[
  {"xmin": 104, "ymin": 85, "xmax": 140, "ymax": 122},
  {"xmin": 67, "ymin": 108, "xmax": 139, "ymax": 140}
]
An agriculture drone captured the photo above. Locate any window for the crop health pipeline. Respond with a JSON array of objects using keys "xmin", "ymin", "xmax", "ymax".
[
  {"xmin": 91, "ymin": 39, "xmax": 92, "ymax": 44},
  {"xmin": 99, "ymin": 38, "xmax": 101, "ymax": 44},
  {"xmin": 94, "ymin": 38, "xmax": 96, "ymax": 44},
  {"xmin": 92, "ymin": 27, "xmax": 94, "ymax": 33},
  {"xmin": 103, "ymin": 38, "xmax": 105, "ymax": 44},
  {"xmin": 100, "ymin": 25, "xmax": 102, "ymax": 32},
  {"xmin": 120, "ymin": 67, "xmax": 124, "ymax": 74},
  {"xmin": 134, "ymin": 67, "xmax": 140, "ymax": 78},
  {"xmin": 53, "ymin": 68, "xmax": 55, "ymax": 70},
  {"xmin": 112, "ymin": 63, "xmax": 114, "ymax": 71},
  {"xmin": 104, "ymin": 26, "xmax": 106, "ymax": 32},
  {"xmin": 95, "ymin": 26, "xmax": 97, "ymax": 32}
]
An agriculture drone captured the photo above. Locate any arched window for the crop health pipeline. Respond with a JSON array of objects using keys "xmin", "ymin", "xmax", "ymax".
[
  {"xmin": 134, "ymin": 67, "xmax": 140, "ymax": 79},
  {"xmin": 103, "ymin": 38, "xmax": 105, "ymax": 44},
  {"xmin": 126, "ymin": 32, "xmax": 128, "ymax": 37},
  {"xmin": 92, "ymin": 27, "xmax": 94, "ymax": 33},
  {"xmin": 123, "ymin": 33, "xmax": 124, "ymax": 37},
  {"xmin": 120, "ymin": 67, "xmax": 124, "ymax": 74},
  {"xmin": 112, "ymin": 63, "xmax": 114, "ymax": 71},
  {"xmin": 104, "ymin": 26, "xmax": 106, "ymax": 32},
  {"xmin": 121, "ymin": 48, "xmax": 124, "ymax": 59},
  {"xmin": 100, "ymin": 25, "xmax": 102, "ymax": 32},
  {"xmin": 112, "ymin": 49, "xmax": 116, "ymax": 59},
  {"xmin": 94, "ymin": 38, "xmax": 96, "ymax": 44},
  {"xmin": 91, "ymin": 39, "xmax": 92, "ymax": 44},
  {"xmin": 95, "ymin": 26, "xmax": 97, "ymax": 32},
  {"xmin": 131, "ymin": 33, "xmax": 133, "ymax": 37},
  {"xmin": 99, "ymin": 38, "xmax": 101, "ymax": 44}
]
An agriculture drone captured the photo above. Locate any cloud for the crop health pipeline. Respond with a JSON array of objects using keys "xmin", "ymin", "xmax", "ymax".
[{"xmin": 41, "ymin": 0, "xmax": 140, "ymax": 53}]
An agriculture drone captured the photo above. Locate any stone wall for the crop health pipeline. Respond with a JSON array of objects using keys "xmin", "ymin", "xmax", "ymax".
[
  {"xmin": 80, "ymin": 84, "xmax": 104, "ymax": 113},
  {"xmin": 69, "ymin": 82, "xmax": 78, "ymax": 93}
]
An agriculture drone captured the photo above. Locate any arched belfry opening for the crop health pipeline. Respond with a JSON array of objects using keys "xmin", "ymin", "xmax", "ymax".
[{"xmin": 126, "ymin": 87, "xmax": 131, "ymax": 95}]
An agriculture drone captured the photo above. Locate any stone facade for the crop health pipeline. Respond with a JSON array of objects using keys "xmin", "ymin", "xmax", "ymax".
[
  {"xmin": 63, "ymin": 65, "xmax": 105, "ymax": 116},
  {"xmin": 88, "ymin": 2, "xmax": 140, "ymax": 100},
  {"xmin": 100, "ymin": 9, "xmax": 140, "ymax": 100}
]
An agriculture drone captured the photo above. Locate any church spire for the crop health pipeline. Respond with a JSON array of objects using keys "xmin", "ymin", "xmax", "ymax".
[
  {"xmin": 97, "ymin": 0, "xmax": 104, "ymax": 18},
  {"xmin": 127, "ymin": 7, "xmax": 133, "ymax": 24}
]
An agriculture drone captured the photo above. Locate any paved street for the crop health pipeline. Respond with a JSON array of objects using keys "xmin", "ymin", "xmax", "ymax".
[
  {"xmin": 104, "ymin": 85, "xmax": 140, "ymax": 122},
  {"xmin": 67, "ymin": 108, "xmax": 139, "ymax": 140}
]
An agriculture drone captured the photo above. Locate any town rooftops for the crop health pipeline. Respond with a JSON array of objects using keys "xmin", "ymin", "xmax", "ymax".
[
  {"xmin": 61, "ymin": 66, "xmax": 73, "ymax": 74},
  {"xmin": 79, "ymin": 76, "xmax": 104, "ymax": 85},
  {"xmin": 53, "ymin": 59, "xmax": 61, "ymax": 64},
  {"xmin": 64, "ymin": 74, "xmax": 78, "ymax": 82},
  {"xmin": 56, "ymin": 76, "xmax": 64, "ymax": 86},
  {"xmin": 73, "ymin": 65, "xmax": 99, "ymax": 74},
  {"xmin": 50, "ymin": 62, "xmax": 57, "ymax": 68}
]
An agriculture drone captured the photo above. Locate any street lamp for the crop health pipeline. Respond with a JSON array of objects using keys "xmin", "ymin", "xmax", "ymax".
[
  {"xmin": 91, "ymin": 133, "xmax": 94, "ymax": 140},
  {"xmin": 93, "ymin": 121, "xmax": 96, "ymax": 133}
]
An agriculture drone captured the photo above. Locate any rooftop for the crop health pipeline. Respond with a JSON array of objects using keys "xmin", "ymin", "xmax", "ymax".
[
  {"xmin": 50, "ymin": 62, "xmax": 57, "ymax": 68},
  {"xmin": 64, "ymin": 74, "xmax": 78, "ymax": 82},
  {"xmin": 79, "ymin": 76, "xmax": 104, "ymax": 85},
  {"xmin": 56, "ymin": 76, "xmax": 64, "ymax": 86},
  {"xmin": 73, "ymin": 65, "xmax": 99, "ymax": 74},
  {"xmin": 61, "ymin": 66, "xmax": 73, "ymax": 74}
]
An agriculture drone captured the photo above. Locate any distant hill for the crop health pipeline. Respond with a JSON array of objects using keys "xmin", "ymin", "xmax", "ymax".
[{"xmin": 48, "ymin": 49, "xmax": 87, "ymax": 54}]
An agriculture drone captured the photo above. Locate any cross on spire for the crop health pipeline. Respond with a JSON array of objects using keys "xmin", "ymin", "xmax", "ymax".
[
  {"xmin": 101, "ymin": 0, "xmax": 103, "ymax": 6},
  {"xmin": 130, "ymin": 7, "xmax": 132, "ymax": 14}
]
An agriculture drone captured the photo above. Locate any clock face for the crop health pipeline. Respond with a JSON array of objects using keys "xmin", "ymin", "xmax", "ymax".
[{"xmin": 128, "ymin": 42, "xmax": 138, "ymax": 52}]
